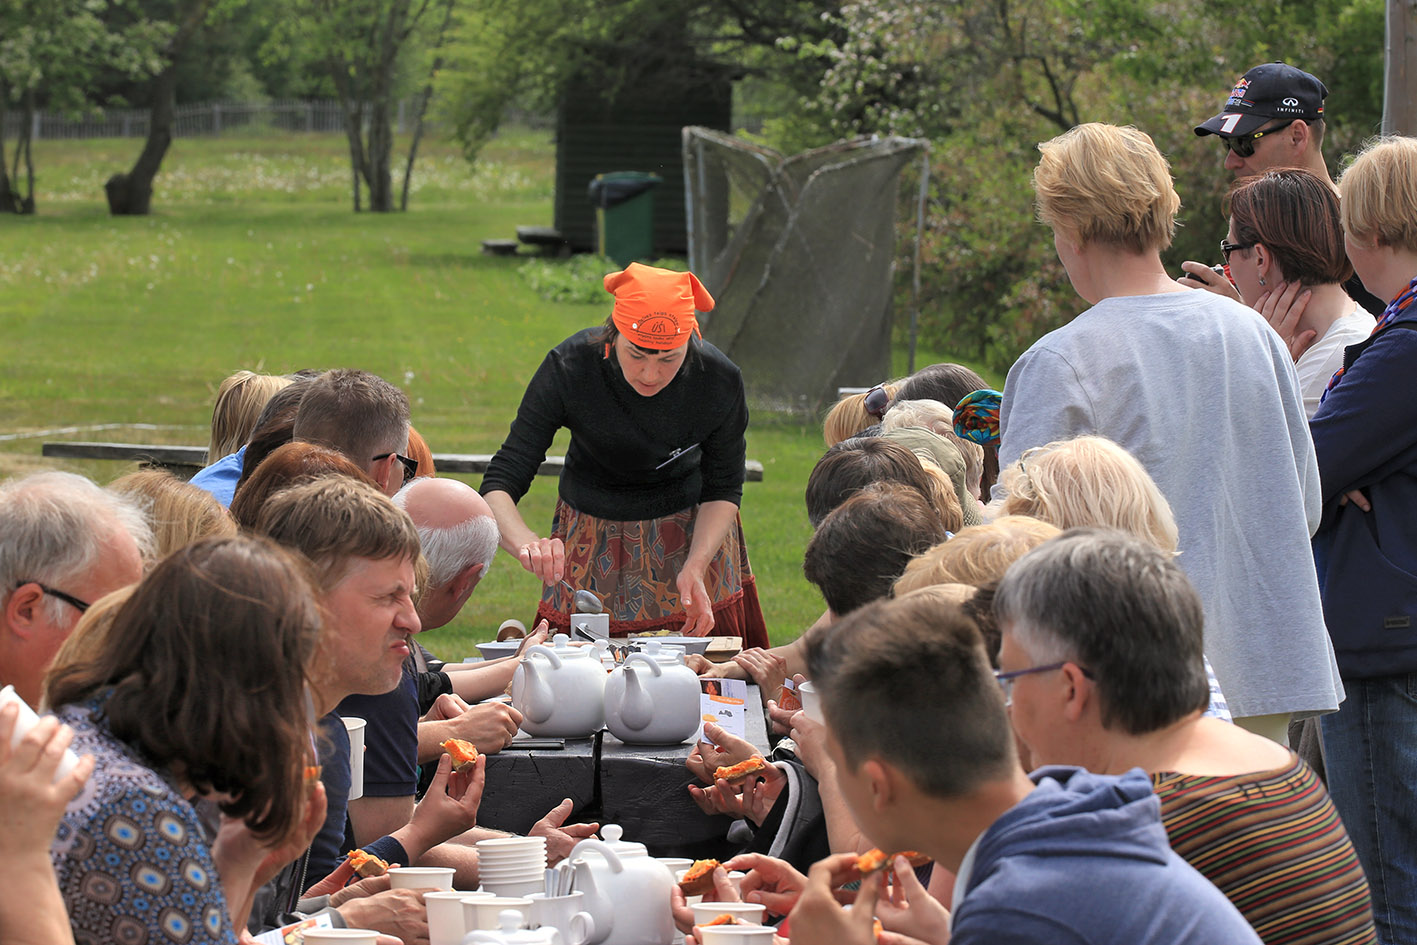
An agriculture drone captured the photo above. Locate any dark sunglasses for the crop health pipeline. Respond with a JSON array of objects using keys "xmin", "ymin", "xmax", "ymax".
[
  {"xmin": 863, "ymin": 384, "xmax": 891, "ymax": 421},
  {"xmin": 1221, "ymin": 119, "xmax": 1300, "ymax": 158},
  {"xmin": 15, "ymin": 580, "xmax": 91, "ymax": 614},
  {"xmin": 373, "ymin": 452, "xmax": 419, "ymax": 486},
  {"xmin": 1219, "ymin": 239, "xmax": 1253, "ymax": 263}
]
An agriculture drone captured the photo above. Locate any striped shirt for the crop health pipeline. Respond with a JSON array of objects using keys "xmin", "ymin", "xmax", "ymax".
[{"xmin": 1153, "ymin": 755, "xmax": 1376, "ymax": 944}]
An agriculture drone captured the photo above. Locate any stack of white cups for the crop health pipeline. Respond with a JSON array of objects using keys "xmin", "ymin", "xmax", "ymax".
[{"xmin": 476, "ymin": 836, "xmax": 549, "ymax": 898}]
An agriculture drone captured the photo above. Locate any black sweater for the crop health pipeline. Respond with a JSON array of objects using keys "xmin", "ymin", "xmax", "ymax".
[{"xmin": 481, "ymin": 329, "xmax": 748, "ymax": 521}]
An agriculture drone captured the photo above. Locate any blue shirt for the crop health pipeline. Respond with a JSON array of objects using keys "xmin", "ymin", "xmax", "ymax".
[{"xmin": 188, "ymin": 446, "xmax": 246, "ymax": 507}]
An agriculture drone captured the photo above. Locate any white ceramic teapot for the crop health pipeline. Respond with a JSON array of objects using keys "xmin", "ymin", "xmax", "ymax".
[
  {"xmin": 603, "ymin": 642, "xmax": 701, "ymax": 745},
  {"xmin": 569, "ymin": 827, "xmax": 675, "ymax": 945},
  {"xmin": 511, "ymin": 634, "xmax": 606, "ymax": 738}
]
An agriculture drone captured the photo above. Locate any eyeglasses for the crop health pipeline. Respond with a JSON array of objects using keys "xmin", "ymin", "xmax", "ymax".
[
  {"xmin": 1219, "ymin": 240, "xmax": 1253, "ymax": 263},
  {"xmin": 14, "ymin": 580, "xmax": 91, "ymax": 615},
  {"xmin": 373, "ymin": 452, "xmax": 419, "ymax": 486},
  {"xmin": 863, "ymin": 384, "xmax": 890, "ymax": 421},
  {"xmin": 993, "ymin": 661, "xmax": 1094, "ymax": 707},
  {"xmin": 1221, "ymin": 119, "xmax": 1300, "ymax": 158}
]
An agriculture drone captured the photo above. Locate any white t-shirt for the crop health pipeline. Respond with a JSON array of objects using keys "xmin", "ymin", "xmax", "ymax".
[{"xmin": 1295, "ymin": 306, "xmax": 1377, "ymax": 418}]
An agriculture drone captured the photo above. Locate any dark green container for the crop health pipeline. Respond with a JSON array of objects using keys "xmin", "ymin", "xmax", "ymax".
[{"xmin": 589, "ymin": 172, "xmax": 662, "ymax": 266}]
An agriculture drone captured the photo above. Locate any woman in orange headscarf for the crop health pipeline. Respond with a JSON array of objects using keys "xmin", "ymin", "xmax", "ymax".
[{"xmin": 482, "ymin": 264, "xmax": 767, "ymax": 647}]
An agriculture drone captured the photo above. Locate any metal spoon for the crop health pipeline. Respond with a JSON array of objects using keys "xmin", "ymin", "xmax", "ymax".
[{"xmin": 560, "ymin": 580, "xmax": 604, "ymax": 614}]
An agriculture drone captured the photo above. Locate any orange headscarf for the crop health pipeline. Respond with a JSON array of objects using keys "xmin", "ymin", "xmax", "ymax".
[{"xmin": 603, "ymin": 263, "xmax": 715, "ymax": 350}]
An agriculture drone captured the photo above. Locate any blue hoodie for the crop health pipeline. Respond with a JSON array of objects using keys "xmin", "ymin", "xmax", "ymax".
[{"xmin": 951, "ymin": 767, "xmax": 1261, "ymax": 944}]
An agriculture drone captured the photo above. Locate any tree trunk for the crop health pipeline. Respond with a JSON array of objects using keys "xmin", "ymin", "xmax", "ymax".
[
  {"xmin": 401, "ymin": 0, "xmax": 457, "ymax": 211},
  {"xmin": 0, "ymin": 81, "xmax": 19, "ymax": 214},
  {"xmin": 107, "ymin": 64, "xmax": 177, "ymax": 215},
  {"xmin": 1384, "ymin": 0, "xmax": 1417, "ymax": 134}
]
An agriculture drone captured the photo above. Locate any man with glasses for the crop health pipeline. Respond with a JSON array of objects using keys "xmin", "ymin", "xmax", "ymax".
[
  {"xmin": 0, "ymin": 471, "xmax": 151, "ymax": 707},
  {"xmin": 1181, "ymin": 61, "xmax": 1383, "ymax": 314},
  {"xmin": 292, "ymin": 367, "xmax": 414, "ymax": 497}
]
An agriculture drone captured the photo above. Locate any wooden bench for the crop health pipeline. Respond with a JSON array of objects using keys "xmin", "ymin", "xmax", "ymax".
[{"xmin": 40, "ymin": 442, "xmax": 764, "ymax": 481}]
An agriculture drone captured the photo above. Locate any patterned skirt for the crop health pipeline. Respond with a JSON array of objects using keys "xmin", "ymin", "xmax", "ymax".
[{"xmin": 535, "ymin": 499, "xmax": 769, "ymax": 649}]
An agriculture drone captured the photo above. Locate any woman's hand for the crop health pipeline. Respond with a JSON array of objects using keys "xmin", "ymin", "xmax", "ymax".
[
  {"xmin": 1255, "ymin": 281, "xmax": 1318, "ymax": 361},
  {"xmin": 518, "ymin": 537, "xmax": 565, "ymax": 585},
  {"xmin": 732, "ymin": 649, "xmax": 787, "ymax": 703},
  {"xmin": 0, "ymin": 706, "xmax": 92, "ymax": 861},
  {"xmin": 789, "ymin": 709, "xmax": 832, "ymax": 780},
  {"xmin": 876, "ymin": 855, "xmax": 952, "ymax": 944},
  {"xmin": 688, "ymin": 766, "xmax": 786, "ymax": 826},
  {"xmin": 677, "ymin": 566, "xmax": 715, "ymax": 637},
  {"xmin": 686, "ymin": 722, "xmax": 759, "ymax": 784},
  {"xmin": 529, "ymin": 798, "xmax": 600, "ymax": 866},
  {"xmin": 1177, "ymin": 261, "xmax": 1242, "ymax": 301}
]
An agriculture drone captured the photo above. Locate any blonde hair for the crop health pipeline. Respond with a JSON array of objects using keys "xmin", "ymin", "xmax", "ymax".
[
  {"xmin": 882, "ymin": 399, "xmax": 985, "ymax": 498},
  {"xmin": 998, "ymin": 435, "xmax": 1179, "ymax": 553},
  {"xmin": 43, "ymin": 585, "xmax": 134, "ymax": 698},
  {"xmin": 1034, "ymin": 123, "xmax": 1180, "ymax": 253},
  {"xmin": 894, "ymin": 515, "xmax": 1061, "ymax": 595},
  {"xmin": 108, "ymin": 469, "xmax": 237, "ymax": 561},
  {"xmin": 209, "ymin": 372, "xmax": 292, "ymax": 461},
  {"xmin": 823, "ymin": 383, "xmax": 899, "ymax": 447},
  {"xmin": 1340, "ymin": 136, "xmax": 1417, "ymax": 254}
]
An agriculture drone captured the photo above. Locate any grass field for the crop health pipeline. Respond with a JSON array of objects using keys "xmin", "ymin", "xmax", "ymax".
[{"xmin": 0, "ymin": 128, "xmax": 997, "ymax": 657}]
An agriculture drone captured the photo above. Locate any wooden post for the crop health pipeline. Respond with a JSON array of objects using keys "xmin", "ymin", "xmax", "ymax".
[{"xmin": 1384, "ymin": 0, "xmax": 1417, "ymax": 134}]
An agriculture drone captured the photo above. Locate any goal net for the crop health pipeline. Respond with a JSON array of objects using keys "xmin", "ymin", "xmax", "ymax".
[{"xmin": 683, "ymin": 128, "xmax": 929, "ymax": 416}]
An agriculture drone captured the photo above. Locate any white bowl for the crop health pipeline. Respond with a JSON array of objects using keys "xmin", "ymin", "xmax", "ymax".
[
  {"xmin": 476, "ymin": 640, "xmax": 525, "ymax": 661},
  {"xmin": 388, "ymin": 866, "xmax": 455, "ymax": 890}
]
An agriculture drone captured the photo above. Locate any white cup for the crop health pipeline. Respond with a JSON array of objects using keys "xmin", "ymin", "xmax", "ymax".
[
  {"xmin": 690, "ymin": 903, "xmax": 767, "ymax": 927},
  {"xmin": 0, "ymin": 685, "xmax": 80, "ymax": 783},
  {"xmin": 696, "ymin": 926, "xmax": 777, "ymax": 944},
  {"xmin": 342, "ymin": 716, "xmax": 366, "ymax": 801},
  {"xmin": 528, "ymin": 892, "xmax": 595, "ymax": 945},
  {"xmin": 658, "ymin": 857, "xmax": 694, "ymax": 874},
  {"xmin": 463, "ymin": 896, "xmax": 534, "ymax": 932},
  {"xmin": 798, "ymin": 682, "xmax": 822, "ymax": 723},
  {"xmin": 425, "ymin": 890, "xmax": 473, "ymax": 945},
  {"xmin": 300, "ymin": 930, "xmax": 381, "ymax": 944},
  {"xmin": 388, "ymin": 866, "xmax": 456, "ymax": 890}
]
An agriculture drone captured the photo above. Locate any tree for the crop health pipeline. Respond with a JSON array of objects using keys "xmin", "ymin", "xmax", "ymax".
[
  {"xmin": 105, "ymin": 0, "xmax": 221, "ymax": 215},
  {"xmin": 0, "ymin": 0, "xmax": 166, "ymax": 214}
]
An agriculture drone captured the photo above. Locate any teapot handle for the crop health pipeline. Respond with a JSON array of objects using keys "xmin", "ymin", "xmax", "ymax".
[
  {"xmin": 624, "ymin": 653, "xmax": 663, "ymax": 676},
  {"xmin": 524, "ymin": 644, "xmax": 564, "ymax": 669},
  {"xmin": 568, "ymin": 837, "xmax": 625, "ymax": 874}
]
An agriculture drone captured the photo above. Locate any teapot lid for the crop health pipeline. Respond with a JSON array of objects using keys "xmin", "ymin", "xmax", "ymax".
[
  {"xmin": 592, "ymin": 823, "xmax": 647, "ymax": 857},
  {"xmin": 546, "ymin": 633, "xmax": 595, "ymax": 658},
  {"xmin": 638, "ymin": 640, "xmax": 685, "ymax": 664},
  {"xmin": 468, "ymin": 908, "xmax": 555, "ymax": 944}
]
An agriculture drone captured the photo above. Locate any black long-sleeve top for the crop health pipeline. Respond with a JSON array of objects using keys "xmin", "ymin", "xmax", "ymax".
[{"xmin": 481, "ymin": 328, "xmax": 748, "ymax": 521}]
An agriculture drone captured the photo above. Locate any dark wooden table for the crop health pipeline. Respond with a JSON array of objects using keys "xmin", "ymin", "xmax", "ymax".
[{"xmin": 476, "ymin": 686, "xmax": 769, "ymax": 859}]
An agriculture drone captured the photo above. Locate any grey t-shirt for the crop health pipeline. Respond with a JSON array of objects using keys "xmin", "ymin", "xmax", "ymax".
[{"xmin": 998, "ymin": 289, "xmax": 1342, "ymax": 719}]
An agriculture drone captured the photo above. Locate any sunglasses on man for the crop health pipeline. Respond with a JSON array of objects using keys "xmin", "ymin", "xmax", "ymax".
[{"xmin": 1221, "ymin": 119, "xmax": 1300, "ymax": 159}]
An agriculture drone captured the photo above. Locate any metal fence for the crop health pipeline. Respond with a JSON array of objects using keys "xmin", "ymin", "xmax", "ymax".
[{"xmin": 0, "ymin": 98, "xmax": 433, "ymax": 141}]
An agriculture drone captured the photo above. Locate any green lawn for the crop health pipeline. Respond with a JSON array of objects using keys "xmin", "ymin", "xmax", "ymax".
[{"xmin": 0, "ymin": 128, "xmax": 996, "ymax": 657}]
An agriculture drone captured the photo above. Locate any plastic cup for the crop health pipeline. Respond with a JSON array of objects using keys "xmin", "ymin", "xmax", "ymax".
[
  {"xmin": 691, "ymin": 902, "xmax": 767, "ymax": 927},
  {"xmin": 0, "ymin": 686, "xmax": 79, "ymax": 783},
  {"xmin": 463, "ymin": 896, "xmax": 533, "ymax": 932},
  {"xmin": 798, "ymin": 681, "xmax": 822, "ymax": 723},
  {"xmin": 696, "ymin": 926, "xmax": 778, "ymax": 944},
  {"xmin": 388, "ymin": 866, "xmax": 456, "ymax": 890},
  {"xmin": 425, "ymin": 890, "xmax": 472, "ymax": 945},
  {"xmin": 342, "ymin": 716, "xmax": 366, "ymax": 801},
  {"xmin": 300, "ymin": 930, "xmax": 381, "ymax": 944}
]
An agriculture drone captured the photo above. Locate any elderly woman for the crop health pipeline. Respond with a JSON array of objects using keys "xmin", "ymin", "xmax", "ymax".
[
  {"xmin": 1312, "ymin": 135, "xmax": 1417, "ymax": 942},
  {"xmin": 1002, "ymin": 122, "xmax": 1337, "ymax": 741},
  {"xmin": 44, "ymin": 535, "xmax": 323, "ymax": 944},
  {"xmin": 1224, "ymin": 168, "xmax": 1375, "ymax": 417},
  {"xmin": 482, "ymin": 263, "xmax": 765, "ymax": 644},
  {"xmin": 996, "ymin": 530, "xmax": 1376, "ymax": 944}
]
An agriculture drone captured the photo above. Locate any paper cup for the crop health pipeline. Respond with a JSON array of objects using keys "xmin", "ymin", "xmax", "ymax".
[
  {"xmin": 425, "ymin": 890, "xmax": 472, "ymax": 945},
  {"xmin": 481, "ymin": 878, "xmax": 546, "ymax": 899},
  {"xmin": 691, "ymin": 902, "xmax": 767, "ymax": 927},
  {"xmin": 463, "ymin": 896, "xmax": 533, "ymax": 932},
  {"xmin": 342, "ymin": 716, "xmax": 366, "ymax": 801},
  {"xmin": 0, "ymin": 685, "xmax": 80, "ymax": 783},
  {"xmin": 696, "ymin": 925, "xmax": 778, "ymax": 944},
  {"xmin": 388, "ymin": 866, "xmax": 455, "ymax": 890},
  {"xmin": 798, "ymin": 681, "xmax": 822, "ymax": 723},
  {"xmin": 528, "ymin": 892, "xmax": 595, "ymax": 945},
  {"xmin": 300, "ymin": 930, "xmax": 381, "ymax": 944}
]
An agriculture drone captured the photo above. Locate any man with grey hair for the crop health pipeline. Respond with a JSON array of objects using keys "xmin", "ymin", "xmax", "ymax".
[
  {"xmin": 394, "ymin": 476, "xmax": 500, "ymax": 631},
  {"xmin": 293, "ymin": 368, "xmax": 412, "ymax": 497},
  {"xmin": 0, "ymin": 471, "xmax": 151, "ymax": 706}
]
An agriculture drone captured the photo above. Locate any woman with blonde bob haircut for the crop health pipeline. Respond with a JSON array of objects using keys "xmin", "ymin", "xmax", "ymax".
[
  {"xmin": 208, "ymin": 370, "xmax": 292, "ymax": 461},
  {"xmin": 1001, "ymin": 121, "xmax": 1335, "ymax": 738},
  {"xmin": 1310, "ymin": 134, "xmax": 1417, "ymax": 940},
  {"xmin": 996, "ymin": 435, "xmax": 1180, "ymax": 553},
  {"xmin": 108, "ymin": 468, "xmax": 237, "ymax": 560}
]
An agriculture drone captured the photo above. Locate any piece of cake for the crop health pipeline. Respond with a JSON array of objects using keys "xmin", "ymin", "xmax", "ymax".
[
  {"xmin": 440, "ymin": 737, "xmax": 480, "ymax": 772},
  {"xmin": 346, "ymin": 848, "xmax": 389, "ymax": 878},
  {"xmin": 714, "ymin": 756, "xmax": 768, "ymax": 783},
  {"xmin": 703, "ymin": 914, "xmax": 739, "ymax": 927},
  {"xmin": 677, "ymin": 858, "xmax": 721, "ymax": 896}
]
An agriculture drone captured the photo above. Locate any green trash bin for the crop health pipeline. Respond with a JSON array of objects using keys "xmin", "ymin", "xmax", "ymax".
[{"xmin": 588, "ymin": 172, "xmax": 661, "ymax": 267}]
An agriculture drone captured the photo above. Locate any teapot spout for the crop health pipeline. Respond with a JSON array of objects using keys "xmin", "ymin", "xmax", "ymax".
[
  {"xmin": 619, "ymin": 664, "xmax": 655, "ymax": 732},
  {"xmin": 515, "ymin": 659, "xmax": 555, "ymax": 724}
]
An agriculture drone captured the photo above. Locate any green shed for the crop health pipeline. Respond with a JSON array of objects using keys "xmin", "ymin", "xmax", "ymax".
[{"xmin": 554, "ymin": 67, "xmax": 734, "ymax": 255}]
